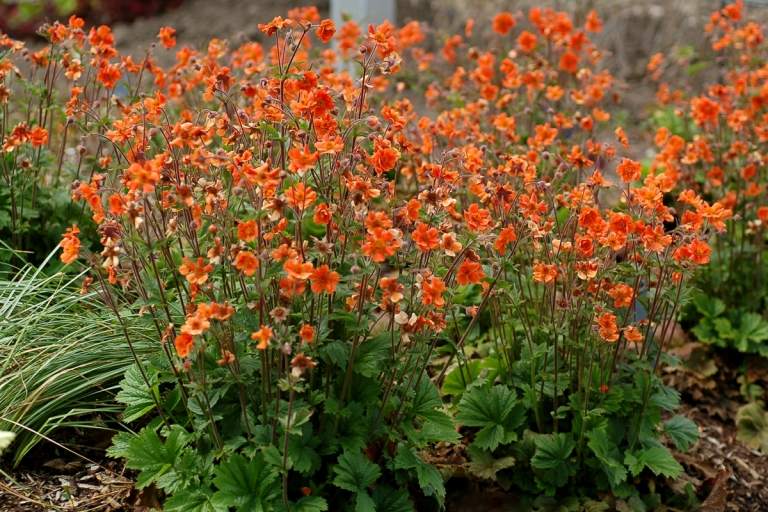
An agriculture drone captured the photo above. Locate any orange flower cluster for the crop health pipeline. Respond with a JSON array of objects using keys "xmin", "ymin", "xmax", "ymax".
[{"xmin": 0, "ymin": 4, "xmax": 715, "ymax": 400}]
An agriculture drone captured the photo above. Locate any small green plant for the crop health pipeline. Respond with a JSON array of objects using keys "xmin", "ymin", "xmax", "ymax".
[{"xmin": 454, "ymin": 357, "xmax": 699, "ymax": 504}]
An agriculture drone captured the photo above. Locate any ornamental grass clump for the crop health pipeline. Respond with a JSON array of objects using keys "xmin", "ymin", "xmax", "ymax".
[{"xmin": 0, "ymin": 4, "xmax": 728, "ymax": 509}]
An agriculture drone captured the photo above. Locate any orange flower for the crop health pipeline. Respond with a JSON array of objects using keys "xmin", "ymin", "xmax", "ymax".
[
  {"xmin": 532, "ymin": 261, "xmax": 558, "ymax": 284},
  {"xmin": 492, "ymin": 12, "xmax": 516, "ymax": 35},
  {"xmin": 237, "ymin": 220, "xmax": 259, "ymax": 242},
  {"xmin": 251, "ymin": 325, "xmax": 273, "ymax": 350},
  {"xmin": 616, "ymin": 158, "xmax": 641, "ymax": 183},
  {"xmin": 369, "ymin": 138, "xmax": 400, "ymax": 174},
  {"xmin": 234, "ymin": 250, "xmax": 259, "ymax": 276},
  {"xmin": 362, "ymin": 228, "xmax": 401, "ymax": 263},
  {"xmin": 157, "ymin": 26, "xmax": 176, "ymax": 48},
  {"xmin": 623, "ymin": 326, "xmax": 644, "ymax": 343},
  {"xmin": 29, "ymin": 126, "xmax": 48, "ymax": 146},
  {"xmin": 288, "ymin": 145, "xmax": 318, "ymax": 174},
  {"xmin": 285, "ymin": 182, "xmax": 318, "ymax": 210},
  {"xmin": 380, "ymin": 276, "xmax": 404, "ymax": 303},
  {"xmin": 179, "ymin": 257, "xmax": 214, "ymax": 285},
  {"xmin": 412, "ymin": 222, "xmax": 440, "ymax": 252},
  {"xmin": 299, "ymin": 324, "xmax": 315, "ymax": 344},
  {"xmin": 59, "ymin": 225, "xmax": 81, "ymax": 264},
  {"xmin": 316, "ymin": 19, "xmax": 335, "ymax": 42},
  {"xmin": 596, "ymin": 312, "xmax": 619, "ymax": 342},
  {"xmin": 284, "ymin": 258, "xmax": 314, "ymax": 279},
  {"xmin": 126, "ymin": 161, "xmax": 160, "ymax": 194},
  {"xmin": 517, "ymin": 30, "xmax": 537, "ymax": 53},
  {"xmin": 174, "ymin": 333, "xmax": 194, "ymax": 358},
  {"xmin": 608, "ymin": 283, "xmax": 634, "ymax": 308},
  {"xmin": 691, "ymin": 96, "xmax": 719, "ymax": 126},
  {"xmin": 314, "ymin": 203, "xmax": 332, "ymax": 225},
  {"xmin": 421, "ymin": 275, "xmax": 446, "ymax": 308},
  {"xmin": 309, "ymin": 264, "xmax": 340, "ymax": 294},
  {"xmin": 464, "ymin": 203, "xmax": 493, "ymax": 232},
  {"xmin": 456, "ymin": 260, "xmax": 485, "ymax": 285},
  {"xmin": 674, "ymin": 239, "xmax": 711, "ymax": 265},
  {"xmin": 558, "ymin": 51, "xmax": 579, "ymax": 74},
  {"xmin": 494, "ymin": 226, "xmax": 517, "ymax": 255}
]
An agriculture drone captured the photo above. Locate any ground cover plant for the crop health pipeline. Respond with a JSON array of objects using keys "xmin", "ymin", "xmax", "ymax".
[{"xmin": 0, "ymin": 1, "xmax": 766, "ymax": 510}]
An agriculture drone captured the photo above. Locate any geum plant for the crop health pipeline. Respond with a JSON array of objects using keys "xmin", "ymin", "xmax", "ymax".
[
  {"xmin": 407, "ymin": 7, "xmax": 717, "ymax": 504},
  {"xmin": 6, "ymin": 4, "xmax": 717, "ymax": 510},
  {"xmin": 648, "ymin": 1, "xmax": 768, "ymax": 357},
  {"xmin": 42, "ymin": 8, "xmax": 457, "ymax": 511}
]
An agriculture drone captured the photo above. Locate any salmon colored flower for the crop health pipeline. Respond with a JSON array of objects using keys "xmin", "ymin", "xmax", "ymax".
[
  {"xmin": 362, "ymin": 228, "xmax": 401, "ymax": 263},
  {"xmin": 623, "ymin": 326, "xmax": 644, "ymax": 343},
  {"xmin": 285, "ymin": 182, "xmax": 318, "ymax": 211},
  {"xmin": 421, "ymin": 275, "xmax": 446, "ymax": 308},
  {"xmin": 369, "ymin": 138, "xmax": 400, "ymax": 174},
  {"xmin": 158, "ymin": 26, "xmax": 176, "ymax": 48},
  {"xmin": 179, "ymin": 257, "xmax": 214, "ymax": 285},
  {"xmin": 174, "ymin": 333, "xmax": 194, "ymax": 358},
  {"xmin": 464, "ymin": 203, "xmax": 493, "ymax": 232},
  {"xmin": 251, "ymin": 325, "xmax": 273, "ymax": 350},
  {"xmin": 237, "ymin": 220, "xmax": 259, "ymax": 242},
  {"xmin": 616, "ymin": 158, "xmax": 641, "ymax": 183},
  {"xmin": 494, "ymin": 226, "xmax": 517, "ymax": 255},
  {"xmin": 288, "ymin": 145, "xmax": 318, "ymax": 174},
  {"xmin": 309, "ymin": 264, "xmax": 340, "ymax": 294},
  {"xmin": 412, "ymin": 222, "xmax": 440, "ymax": 252},
  {"xmin": 608, "ymin": 283, "xmax": 634, "ymax": 308},
  {"xmin": 234, "ymin": 250, "xmax": 259, "ymax": 276},
  {"xmin": 456, "ymin": 259, "xmax": 484, "ymax": 285},
  {"xmin": 596, "ymin": 312, "xmax": 619, "ymax": 342},
  {"xmin": 316, "ymin": 19, "xmax": 335, "ymax": 43},
  {"xmin": 284, "ymin": 258, "xmax": 314, "ymax": 280},
  {"xmin": 492, "ymin": 12, "xmax": 516, "ymax": 35},
  {"xmin": 532, "ymin": 261, "xmax": 558, "ymax": 284},
  {"xmin": 299, "ymin": 324, "xmax": 315, "ymax": 344},
  {"xmin": 59, "ymin": 225, "xmax": 81, "ymax": 265}
]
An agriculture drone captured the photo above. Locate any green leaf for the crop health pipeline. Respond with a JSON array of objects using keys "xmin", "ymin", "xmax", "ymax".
[
  {"xmin": 664, "ymin": 415, "xmax": 699, "ymax": 451},
  {"xmin": 466, "ymin": 445, "xmax": 516, "ymax": 481},
  {"xmin": 441, "ymin": 358, "xmax": 499, "ymax": 396},
  {"xmin": 164, "ymin": 489, "xmax": 227, "ymax": 512},
  {"xmin": 116, "ymin": 363, "xmax": 159, "ymax": 423},
  {"xmin": 372, "ymin": 486, "xmax": 414, "ymax": 512},
  {"xmin": 714, "ymin": 317, "xmax": 736, "ymax": 341},
  {"xmin": 531, "ymin": 433, "xmax": 577, "ymax": 493},
  {"xmin": 353, "ymin": 333, "xmax": 391, "ymax": 377},
  {"xmin": 123, "ymin": 426, "xmax": 189, "ymax": 489},
  {"xmin": 736, "ymin": 313, "xmax": 768, "ymax": 351},
  {"xmin": 292, "ymin": 496, "xmax": 329, "ymax": 512},
  {"xmin": 456, "ymin": 384, "xmax": 526, "ymax": 451},
  {"xmin": 333, "ymin": 450, "xmax": 381, "ymax": 508},
  {"xmin": 406, "ymin": 379, "xmax": 458, "ymax": 444},
  {"xmin": 625, "ymin": 446, "xmax": 682, "ymax": 479},
  {"xmin": 735, "ymin": 402, "xmax": 768, "ymax": 453},
  {"xmin": 692, "ymin": 293, "xmax": 725, "ymax": 319},
  {"xmin": 212, "ymin": 453, "xmax": 280, "ymax": 511},
  {"xmin": 587, "ymin": 428, "xmax": 627, "ymax": 489},
  {"xmin": 393, "ymin": 444, "xmax": 445, "ymax": 506}
]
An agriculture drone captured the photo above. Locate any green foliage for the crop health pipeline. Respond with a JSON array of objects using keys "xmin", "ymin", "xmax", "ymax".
[
  {"xmin": 456, "ymin": 383, "xmax": 525, "ymax": 451},
  {"xmin": 688, "ymin": 291, "xmax": 768, "ymax": 356},
  {"xmin": 735, "ymin": 402, "xmax": 768, "ymax": 453},
  {"xmin": 531, "ymin": 433, "xmax": 577, "ymax": 494},
  {"xmin": 624, "ymin": 446, "xmax": 683, "ymax": 479},
  {"xmin": 663, "ymin": 416, "xmax": 699, "ymax": 452},
  {"xmin": 333, "ymin": 450, "xmax": 381, "ymax": 511}
]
